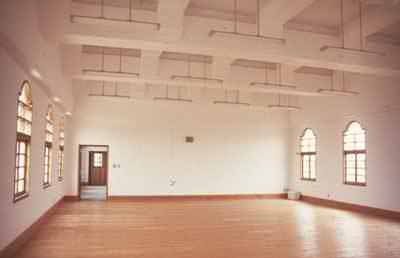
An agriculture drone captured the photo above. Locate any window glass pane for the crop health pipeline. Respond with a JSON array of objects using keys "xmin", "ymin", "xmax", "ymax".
[
  {"xmin": 20, "ymin": 142, "xmax": 26, "ymax": 153},
  {"xmin": 358, "ymin": 175, "xmax": 366, "ymax": 183},
  {"xmin": 19, "ymin": 155, "xmax": 25, "ymax": 167},
  {"xmin": 344, "ymin": 122, "xmax": 366, "ymax": 152},
  {"xmin": 94, "ymin": 153, "xmax": 103, "ymax": 167},
  {"xmin": 346, "ymin": 174, "xmax": 356, "ymax": 182},
  {"xmin": 301, "ymin": 129, "xmax": 316, "ymax": 153},
  {"xmin": 18, "ymin": 167, "xmax": 25, "ymax": 179},
  {"xmin": 18, "ymin": 180, "xmax": 25, "ymax": 192}
]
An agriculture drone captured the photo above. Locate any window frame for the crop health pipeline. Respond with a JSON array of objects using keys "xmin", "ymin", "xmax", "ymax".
[
  {"xmin": 43, "ymin": 105, "xmax": 54, "ymax": 188},
  {"xmin": 343, "ymin": 121, "xmax": 367, "ymax": 187},
  {"xmin": 300, "ymin": 128, "xmax": 317, "ymax": 182},
  {"xmin": 14, "ymin": 81, "xmax": 33, "ymax": 202}
]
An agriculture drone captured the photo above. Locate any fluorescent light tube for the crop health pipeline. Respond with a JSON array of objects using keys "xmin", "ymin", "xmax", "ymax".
[
  {"xmin": 213, "ymin": 101, "xmax": 250, "ymax": 107},
  {"xmin": 320, "ymin": 45, "xmax": 385, "ymax": 56},
  {"xmin": 171, "ymin": 75, "xmax": 223, "ymax": 85},
  {"xmin": 82, "ymin": 69, "xmax": 139, "ymax": 79},
  {"xmin": 268, "ymin": 105, "xmax": 302, "ymax": 111},
  {"xmin": 70, "ymin": 15, "xmax": 160, "ymax": 30},
  {"xmin": 209, "ymin": 30, "xmax": 285, "ymax": 44},
  {"xmin": 250, "ymin": 82, "xmax": 324, "ymax": 97},
  {"xmin": 317, "ymin": 89, "xmax": 359, "ymax": 96},
  {"xmin": 153, "ymin": 97, "xmax": 193, "ymax": 103}
]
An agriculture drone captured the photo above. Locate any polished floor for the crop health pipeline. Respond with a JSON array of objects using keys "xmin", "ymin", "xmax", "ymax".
[{"xmin": 15, "ymin": 199, "xmax": 400, "ymax": 258}]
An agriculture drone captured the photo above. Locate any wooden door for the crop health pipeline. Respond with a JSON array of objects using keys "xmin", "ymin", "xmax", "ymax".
[{"xmin": 89, "ymin": 151, "xmax": 107, "ymax": 186}]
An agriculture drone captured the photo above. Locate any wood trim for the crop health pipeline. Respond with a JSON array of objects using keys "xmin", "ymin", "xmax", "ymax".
[
  {"xmin": 301, "ymin": 195, "xmax": 400, "ymax": 220},
  {"xmin": 63, "ymin": 195, "xmax": 80, "ymax": 201},
  {"xmin": 108, "ymin": 193, "xmax": 288, "ymax": 202},
  {"xmin": 0, "ymin": 196, "xmax": 64, "ymax": 258}
]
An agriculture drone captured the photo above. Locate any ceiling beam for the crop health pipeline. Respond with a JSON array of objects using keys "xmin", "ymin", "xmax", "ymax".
[
  {"xmin": 344, "ymin": 2, "xmax": 400, "ymax": 43},
  {"xmin": 140, "ymin": 50, "xmax": 162, "ymax": 79},
  {"xmin": 157, "ymin": 0, "xmax": 190, "ymax": 39},
  {"xmin": 64, "ymin": 19, "xmax": 400, "ymax": 78},
  {"xmin": 259, "ymin": 0, "xmax": 317, "ymax": 37}
]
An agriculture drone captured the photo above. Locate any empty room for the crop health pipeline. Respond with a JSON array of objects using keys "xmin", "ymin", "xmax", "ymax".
[{"xmin": 1, "ymin": 0, "xmax": 400, "ymax": 257}]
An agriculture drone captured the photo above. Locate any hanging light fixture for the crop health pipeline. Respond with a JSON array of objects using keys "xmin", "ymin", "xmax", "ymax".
[
  {"xmin": 213, "ymin": 89, "xmax": 250, "ymax": 106},
  {"xmin": 268, "ymin": 64, "xmax": 302, "ymax": 111},
  {"xmin": 268, "ymin": 104, "xmax": 301, "ymax": 111},
  {"xmin": 318, "ymin": 71, "xmax": 359, "ymax": 96},
  {"xmin": 170, "ymin": 54, "xmax": 224, "ymax": 85},
  {"xmin": 153, "ymin": 85, "xmax": 193, "ymax": 103},
  {"xmin": 88, "ymin": 81, "xmax": 131, "ymax": 99},
  {"xmin": 249, "ymin": 62, "xmax": 324, "ymax": 97},
  {"xmin": 209, "ymin": 0, "xmax": 285, "ymax": 44},
  {"xmin": 71, "ymin": 0, "xmax": 160, "ymax": 30},
  {"xmin": 82, "ymin": 47, "xmax": 140, "ymax": 79},
  {"xmin": 320, "ymin": 0, "xmax": 385, "ymax": 56}
]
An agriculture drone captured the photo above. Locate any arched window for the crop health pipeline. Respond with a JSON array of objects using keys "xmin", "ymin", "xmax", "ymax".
[
  {"xmin": 343, "ymin": 121, "xmax": 366, "ymax": 186},
  {"xmin": 44, "ymin": 105, "xmax": 54, "ymax": 187},
  {"xmin": 14, "ymin": 81, "xmax": 33, "ymax": 201},
  {"xmin": 300, "ymin": 128, "xmax": 316, "ymax": 181},
  {"xmin": 58, "ymin": 117, "xmax": 65, "ymax": 181}
]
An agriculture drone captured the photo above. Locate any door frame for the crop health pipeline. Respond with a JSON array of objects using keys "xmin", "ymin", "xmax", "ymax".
[{"xmin": 78, "ymin": 145, "xmax": 109, "ymax": 200}]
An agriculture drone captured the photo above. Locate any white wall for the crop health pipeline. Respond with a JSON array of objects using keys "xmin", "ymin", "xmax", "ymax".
[
  {"xmin": 289, "ymin": 73, "xmax": 400, "ymax": 212},
  {"xmin": 0, "ymin": 48, "xmax": 70, "ymax": 250},
  {"xmin": 67, "ymin": 86, "xmax": 290, "ymax": 196},
  {"xmin": 0, "ymin": 0, "xmax": 74, "ymax": 250}
]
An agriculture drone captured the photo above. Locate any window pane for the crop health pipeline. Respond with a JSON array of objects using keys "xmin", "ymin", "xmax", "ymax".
[
  {"xmin": 18, "ymin": 167, "xmax": 25, "ymax": 179},
  {"xmin": 18, "ymin": 180, "xmax": 25, "ymax": 192},
  {"xmin": 20, "ymin": 142, "xmax": 26, "ymax": 154},
  {"xmin": 346, "ymin": 174, "xmax": 356, "ymax": 182},
  {"xmin": 357, "ymin": 168, "xmax": 366, "ymax": 176},
  {"xmin": 19, "ymin": 155, "xmax": 25, "ymax": 167},
  {"xmin": 358, "ymin": 175, "xmax": 366, "ymax": 183}
]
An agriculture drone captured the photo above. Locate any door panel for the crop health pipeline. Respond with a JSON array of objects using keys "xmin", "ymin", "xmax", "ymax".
[{"xmin": 89, "ymin": 151, "xmax": 107, "ymax": 186}]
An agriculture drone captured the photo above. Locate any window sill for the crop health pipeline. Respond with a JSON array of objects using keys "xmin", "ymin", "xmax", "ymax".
[
  {"xmin": 344, "ymin": 182, "xmax": 366, "ymax": 187},
  {"xmin": 43, "ymin": 183, "xmax": 51, "ymax": 189},
  {"xmin": 14, "ymin": 192, "xmax": 29, "ymax": 203},
  {"xmin": 301, "ymin": 178, "xmax": 316, "ymax": 182}
]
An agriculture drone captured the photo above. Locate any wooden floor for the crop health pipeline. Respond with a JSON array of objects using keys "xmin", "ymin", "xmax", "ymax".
[{"xmin": 15, "ymin": 199, "xmax": 400, "ymax": 258}]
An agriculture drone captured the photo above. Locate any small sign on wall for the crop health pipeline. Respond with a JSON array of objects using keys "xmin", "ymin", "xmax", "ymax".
[{"xmin": 185, "ymin": 136, "xmax": 194, "ymax": 143}]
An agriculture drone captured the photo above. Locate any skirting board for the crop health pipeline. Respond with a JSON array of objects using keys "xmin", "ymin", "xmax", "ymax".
[
  {"xmin": 63, "ymin": 195, "xmax": 80, "ymax": 201},
  {"xmin": 0, "ymin": 196, "xmax": 64, "ymax": 258},
  {"xmin": 301, "ymin": 195, "xmax": 400, "ymax": 220},
  {"xmin": 108, "ymin": 193, "xmax": 288, "ymax": 202}
]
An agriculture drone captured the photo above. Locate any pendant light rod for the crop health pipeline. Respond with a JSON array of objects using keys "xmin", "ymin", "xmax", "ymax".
[
  {"xmin": 257, "ymin": 0, "xmax": 260, "ymax": 37},
  {"xmin": 208, "ymin": 0, "xmax": 285, "ymax": 44},
  {"xmin": 171, "ymin": 54, "xmax": 224, "ymax": 85},
  {"xmin": 153, "ymin": 85, "xmax": 193, "ymax": 102},
  {"xmin": 82, "ymin": 47, "xmax": 140, "ymax": 78},
  {"xmin": 88, "ymin": 81, "xmax": 130, "ymax": 99},
  {"xmin": 317, "ymin": 71, "xmax": 359, "ymax": 96},
  {"xmin": 214, "ymin": 89, "xmax": 250, "ymax": 106},
  {"xmin": 70, "ymin": 0, "xmax": 160, "ymax": 30},
  {"xmin": 234, "ymin": 0, "xmax": 238, "ymax": 33},
  {"xmin": 320, "ymin": 0, "xmax": 385, "ymax": 56},
  {"xmin": 268, "ymin": 64, "xmax": 301, "ymax": 110}
]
